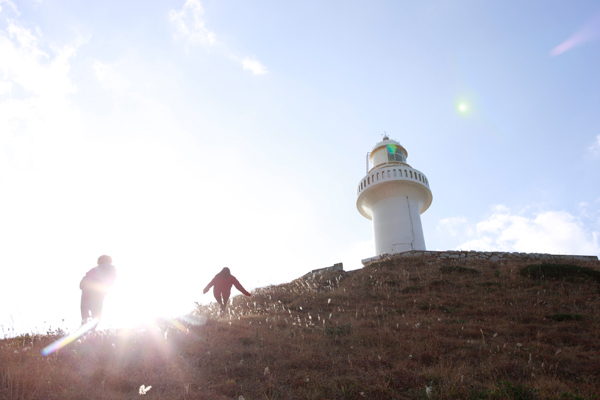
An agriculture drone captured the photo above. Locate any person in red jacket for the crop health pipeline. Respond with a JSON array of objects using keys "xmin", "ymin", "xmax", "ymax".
[
  {"xmin": 80, "ymin": 255, "xmax": 117, "ymax": 326},
  {"xmin": 203, "ymin": 267, "xmax": 251, "ymax": 314}
]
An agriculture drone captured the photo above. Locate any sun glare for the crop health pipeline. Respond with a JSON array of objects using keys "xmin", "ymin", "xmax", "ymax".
[
  {"xmin": 457, "ymin": 101, "xmax": 469, "ymax": 114},
  {"xmin": 101, "ymin": 285, "xmax": 158, "ymax": 330}
]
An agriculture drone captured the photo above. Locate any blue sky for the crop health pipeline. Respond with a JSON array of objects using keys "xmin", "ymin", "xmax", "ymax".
[{"xmin": 1, "ymin": 0, "xmax": 599, "ymax": 335}]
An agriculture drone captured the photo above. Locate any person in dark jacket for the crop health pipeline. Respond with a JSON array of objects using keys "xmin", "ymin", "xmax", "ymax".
[
  {"xmin": 203, "ymin": 267, "xmax": 251, "ymax": 314},
  {"xmin": 80, "ymin": 255, "xmax": 117, "ymax": 326}
]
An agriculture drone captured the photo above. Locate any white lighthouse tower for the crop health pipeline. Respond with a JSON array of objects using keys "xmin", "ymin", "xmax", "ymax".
[{"xmin": 356, "ymin": 135, "xmax": 432, "ymax": 255}]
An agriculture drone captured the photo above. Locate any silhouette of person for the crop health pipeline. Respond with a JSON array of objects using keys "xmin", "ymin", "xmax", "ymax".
[
  {"xmin": 80, "ymin": 255, "xmax": 117, "ymax": 326},
  {"xmin": 203, "ymin": 267, "xmax": 251, "ymax": 314}
]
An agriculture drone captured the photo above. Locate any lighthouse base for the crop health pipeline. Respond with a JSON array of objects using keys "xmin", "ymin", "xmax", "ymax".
[{"xmin": 372, "ymin": 196, "xmax": 426, "ymax": 256}]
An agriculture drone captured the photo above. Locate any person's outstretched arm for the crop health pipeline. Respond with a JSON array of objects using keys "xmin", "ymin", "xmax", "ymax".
[
  {"xmin": 232, "ymin": 277, "xmax": 251, "ymax": 297},
  {"xmin": 203, "ymin": 278, "xmax": 216, "ymax": 294}
]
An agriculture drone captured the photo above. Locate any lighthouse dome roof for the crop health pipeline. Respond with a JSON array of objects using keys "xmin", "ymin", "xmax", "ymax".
[
  {"xmin": 373, "ymin": 136, "xmax": 402, "ymax": 150},
  {"xmin": 371, "ymin": 136, "xmax": 408, "ymax": 159}
]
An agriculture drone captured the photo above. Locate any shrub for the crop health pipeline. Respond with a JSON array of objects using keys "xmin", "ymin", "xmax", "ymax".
[
  {"xmin": 545, "ymin": 313, "xmax": 584, "ymax": 322},
  {"xmin": 495, "ymin": 381, "xmax": 538, "ymax": 400},
  {"xmin": 438, "ymin": 304, "xmax": 460, "ymax": 313},
  {"xmin": 478, "ymin": 282, "xmax": 502, "ymax": 287},
  {"xmin": 559, "ymin": 389, "xmax": 599, "ymax": 400},
  {"xmin": 440, "ymin": 265, "xmax": 480, "ymax": 275},
  {"xmin": 519, "ymin": 263, "xmax": 600, "ymax": 282},
  {"xmin": 324, "ymin": 324, "xmax": 352, "ymax": 337},
  {"xmin": 429, "ymin": 279, "xmax": 453, "ymax": 287},
  {"xmin": 401, "ymin": 285, "xmax": 423, "ymax": 293}
]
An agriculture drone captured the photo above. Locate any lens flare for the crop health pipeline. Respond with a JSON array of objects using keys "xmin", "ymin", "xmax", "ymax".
[
  {"xmin": 551, "ymin": 11, "xmax": 600, "ymax": 56},
  {"xmin": 41, "ymin": 318, "xmax": 99, "ymax": 356},
  {"xmin": 457, "ymin": 101, "xmax": 469, "ymax": 114}
]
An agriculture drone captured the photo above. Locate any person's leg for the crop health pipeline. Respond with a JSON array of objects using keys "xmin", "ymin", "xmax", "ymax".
[
  {"xmin": 89, "ymin": 294, "xmax": 105, "ymax": 329},
  {"xmin": 81, "ymin": 291, "xmax": 91, "ymax": 325},
  {"xmin": 221, "ymin": 294, "xmax": 230, "ymax": 314},
  {"xmin": 214, "ymin": 292, "xmax": 225, "ymax": 314},
  {"xmin": 215, "ymin": 293, "xmax": 227, "ymax": 315}
]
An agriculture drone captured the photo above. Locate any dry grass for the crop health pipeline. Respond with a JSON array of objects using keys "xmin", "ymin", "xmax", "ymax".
[{"xmin": 1, "ymin": 256, "xmax": 600, "ymax": 399}]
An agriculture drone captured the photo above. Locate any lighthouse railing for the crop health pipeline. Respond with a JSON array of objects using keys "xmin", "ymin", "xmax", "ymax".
[{"xmin": 357, "ymin": 166, "xmax": 430, "ymax": 196}]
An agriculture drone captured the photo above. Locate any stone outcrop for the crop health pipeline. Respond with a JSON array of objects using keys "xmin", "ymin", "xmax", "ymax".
[{"xmin": 302, "ymin": 263, "xmax": 344, "ymax": 279}]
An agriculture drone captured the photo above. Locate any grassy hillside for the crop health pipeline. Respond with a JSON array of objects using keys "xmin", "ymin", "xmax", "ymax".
[{"xmin": 2, "ymin": 256, "xmax": 599, "ymax": 399}]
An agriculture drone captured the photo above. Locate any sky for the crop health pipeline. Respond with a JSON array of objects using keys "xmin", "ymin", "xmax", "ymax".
[{"xmin": 1, "ymin": 0, "xmax": 599, "ymax": 336}]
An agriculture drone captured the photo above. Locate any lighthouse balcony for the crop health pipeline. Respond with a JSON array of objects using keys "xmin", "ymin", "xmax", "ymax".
[{"xmin": 356, "ymin": 166, "xmax": 430, "ymax": 196}]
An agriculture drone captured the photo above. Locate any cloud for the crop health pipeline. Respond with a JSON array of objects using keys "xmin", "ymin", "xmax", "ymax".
[
  {"xmin": 0, "ymin": 0, "xmax": 19, "ymax": 15},
  {"xmin": 0, "ymin": 21, "xmax": 78, "ymax": 98},
  {"xmin": 242, "ymin": 57, "xmax": 268, "ymax": 75},
  {"xmin": 578, "ymin": 199, "xmax": 600, "ymax": 230},
  {"xmin": 436, "ymin": 216, "xmax": 468, "ymax": 237},
  {"xmin": 93, "ymin": 60, "xmax": 131, "ymax": 94},
  {"xmin": 589, "ymin": 134, "xmax": 600, "ymax": 157},
  {"xmin": 437, "ymin": 206, "xmax": 599, "ymax": 256},
  {"xmin": 168, "ymin": 0, "xmax": 216, "ymax": 48},
  {"xmin": 0, "ymin": 80, "xmax": 10, "ymax": 95},
  {"xmin": 169, "ymin": 0, "xmax": 268, "ymax": 75},
  {"xmin": 0, "ymin": 20, "xmax": 82, "ymax": 175}
]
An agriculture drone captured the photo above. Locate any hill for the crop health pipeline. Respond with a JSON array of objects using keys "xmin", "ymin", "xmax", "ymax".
[{"xmin": 1, "ymin": 255, "xmax": 600, "ymax": 399}]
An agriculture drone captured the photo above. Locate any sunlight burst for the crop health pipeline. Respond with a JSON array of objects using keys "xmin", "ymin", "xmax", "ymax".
[{"xmin": 457, "ymin": 101, "xmax": 469, "ymax": 115}]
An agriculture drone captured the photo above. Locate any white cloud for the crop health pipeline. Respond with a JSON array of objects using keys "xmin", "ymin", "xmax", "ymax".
[
  {"xmin": 580, "ymin": 198, "xmax": 600, "ymax": 230},
  {"xmin": 436, "ymin": 216, "xmax": 467, "ymax": 237},
  {"xmin": 0, "ymin": 20, "xmax": 83, "ymax": 176},
  {"xmin": 438, "ymin": 206, "xmax": 599, "ymax": 256},
  {"xmin": 0, "ymin": 0, "xmax": 19, "ymax": 15},
  {"xmin": 589, "ymin": 134, "xmax": 600, "ymax": 157},
  {"xmin": 169, "ymin": 0, "xmax": 268, "ymax": 75},
  {"xmin": 0, "ymin": 80, "xmax": 10, "ymax": 95},
  {"xmin": 0, "ymin": 22, "xmax": 77, "ymax": 98},
  {"xmin": 242, "ymin": 57, "xmax": 268, "ymax": 75},
  {"xmin": 168, "ymin": 0, "xmax": 216, "ymax": 48},
  {"xmin": 93, "ymin": 60, "xmax": 131, "ymax": 94}
]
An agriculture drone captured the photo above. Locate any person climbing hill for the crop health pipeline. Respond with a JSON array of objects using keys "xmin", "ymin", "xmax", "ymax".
[
  {"xmin": 203, "ymin": 267, "xmax": 251, "ymax": 314},
  {"xmin": 80, "ymin": 255, "xmax": 117, "ymax": 326}
]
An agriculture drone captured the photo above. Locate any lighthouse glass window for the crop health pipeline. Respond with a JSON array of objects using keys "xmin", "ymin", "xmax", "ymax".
[{"xmin": 387, "ymin": 145, "xmax": 406, "ymax": 163}]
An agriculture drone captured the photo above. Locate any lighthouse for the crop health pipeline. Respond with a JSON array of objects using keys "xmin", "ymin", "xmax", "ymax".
[{"xmin": 356, "ymin": 136, "xmax": 432, "ymax": 255}]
